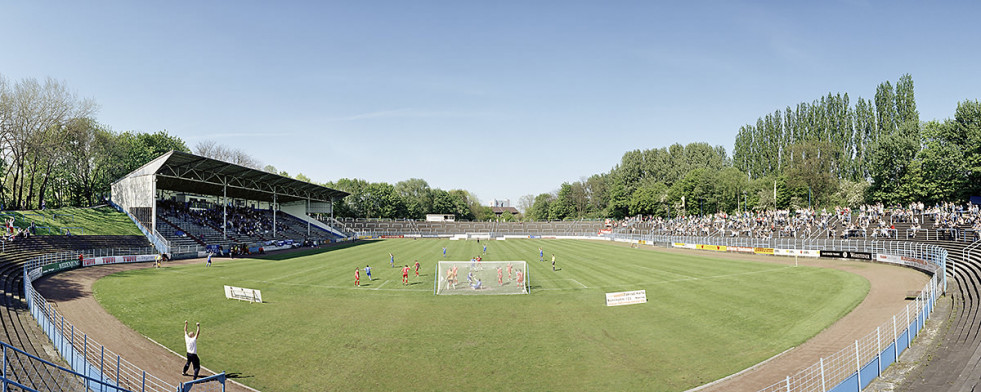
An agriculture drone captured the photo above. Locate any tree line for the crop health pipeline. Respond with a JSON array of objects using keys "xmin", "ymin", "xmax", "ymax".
[
  {"xmin": 4, "ymin": 72, "xmax": 978, "ymax": 221},
  {"xmin": 0, "ymin": 73, "xmax": 498, "ymax": 221},
  {"xmin": 524, "ymin": 74, "xmax": 981, "ymax": 220},
  {"xmin": 0, "ymin": 75, "xmax": 189, "ymax": 209}
]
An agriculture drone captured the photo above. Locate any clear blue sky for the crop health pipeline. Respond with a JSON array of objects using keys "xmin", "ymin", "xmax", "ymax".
[{"xmin": 2, "ymin": 1, "xmax": 979, "ymax": 207}]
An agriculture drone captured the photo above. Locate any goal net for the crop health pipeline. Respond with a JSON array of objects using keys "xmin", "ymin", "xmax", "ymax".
[{"xmin": 435, "ymin": 260, "xmax": 528, "ymax": 295}]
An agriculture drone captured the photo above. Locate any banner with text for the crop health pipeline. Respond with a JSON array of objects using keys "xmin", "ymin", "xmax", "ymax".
[
  {"xmin": 41, "ymin": 259, "xmax": 81, "ymax": 275},
  {"xmin": 606, "ymin": 290, "xmax": 648, "ymax": 307},
  {"xmin": 876, "ymin": 254, "xmax": 938, "ymax": 272},
  {"xmin": 774, "ymin": 249, "xmax": 821, "ymax": 258},
  {"xmin": 727, "ymin": 246, "xmax": 755, "ymax": 254},
  {"xmin": 224, "ymin": 285, "xmax": 263, "ymax": 303},
  {"xmin": 819, "ymin": 250, "xmax": 873, "ymax": 260},
  {"xmin": 82, "ymin": 254, "xmax": 156, "ymax": 267}
]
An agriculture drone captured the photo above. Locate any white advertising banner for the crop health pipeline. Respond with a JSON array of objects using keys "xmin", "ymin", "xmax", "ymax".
[
  {"xmin": 82, "ymin": 254, "xmax": 156, "ymax": 267},
  {"xmin": 876, "ymin": 254, "xmax": 938, "ymax": 273},
  {"xmin": 224, "ymin": 285, "xmax": 263, "ymax": 303},
  {"xmin": 606, "ymin": 290, "xmax": 648, "ymax": 307},
  {"xmin": 774, "ymin": 249, "xmax": 821, "ymax": 258}
]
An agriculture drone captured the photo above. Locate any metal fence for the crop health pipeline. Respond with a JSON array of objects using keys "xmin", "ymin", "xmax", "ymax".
[
  {"xmin": 648, "ymin": 235, "xmax": 948, "ymax": 291},
  {"xmin": 0, "ymin": 340, "xmax": 143, "ymax": 391},
  {"xmin": 24, "ymin": 251, "xmax": 178, "ymax": 392},
  {"xmin": 646, "ymin": 235, "xmax": 943, "ymax": 392},
  {"xmin": 179, "ymin": 372, "xmax": 226, "ymax": 392}
]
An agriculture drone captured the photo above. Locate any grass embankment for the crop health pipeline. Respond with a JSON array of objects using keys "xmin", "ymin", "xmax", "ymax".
[{"xmin": 2, "ymin": 206, "xmax": 142, "ymax": 235}]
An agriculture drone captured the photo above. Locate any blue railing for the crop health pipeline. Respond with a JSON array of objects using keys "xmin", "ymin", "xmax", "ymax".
[{"xmin": 1, "ymin": 340, "xmax": 135, "ymax": 391}]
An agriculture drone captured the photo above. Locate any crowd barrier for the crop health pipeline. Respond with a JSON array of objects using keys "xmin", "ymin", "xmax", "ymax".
[
  {"xmin": 0, "ymin": 340, "xmax": 134, "ymax": 391},
  {"xmin": 648, "ymin": 235, "xmax": 944, "ymax": 392}
]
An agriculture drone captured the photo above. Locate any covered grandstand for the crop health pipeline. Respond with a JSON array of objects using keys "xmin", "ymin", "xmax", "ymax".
[{"xmin": 110, "ymin": 150, "xmax": 350, "ymax": 258}]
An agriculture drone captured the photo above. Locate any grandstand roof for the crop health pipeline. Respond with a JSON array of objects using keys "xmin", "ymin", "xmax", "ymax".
[{"xmin": 117, "ymin": 150, "xmax": 349, "ymax": 204}]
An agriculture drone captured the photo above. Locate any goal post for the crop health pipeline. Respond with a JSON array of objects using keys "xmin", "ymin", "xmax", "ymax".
[{"xmin": 435, "ymin": 260, "xmax": 528, "ymax": 295}]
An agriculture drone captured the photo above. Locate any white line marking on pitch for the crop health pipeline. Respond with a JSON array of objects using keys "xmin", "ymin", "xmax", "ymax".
[
  {"xmin": 570, "ymin": 279, "xmax": 588, "ymax": 288},
  {"xmin": 632, "ymin": 264, "xmax": 696, "ymax": 280},
  {"xmin": 373, "ymin": 280, "xmax": 390, "ymax": 290}
]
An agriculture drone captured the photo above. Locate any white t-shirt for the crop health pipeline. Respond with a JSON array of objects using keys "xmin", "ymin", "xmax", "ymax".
[{"xmin": 185, "ymin": 334, "xmax": 198, "ymax": 354}]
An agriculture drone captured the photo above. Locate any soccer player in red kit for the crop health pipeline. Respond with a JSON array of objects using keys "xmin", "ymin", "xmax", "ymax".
[
  {"xmin": 402, "ymin": 265, "xmax": 410, "ymax": 285},
  {"xmin": 354, "ymin": 268, "xmax": 360, "ymax": 286},
  {"xmin": 414, "ymin": 260, "xmax": 421, "ymax": 277},
  {"xmin": 497, "ymin": 267, "xmax": 503, "ymax": 286}
]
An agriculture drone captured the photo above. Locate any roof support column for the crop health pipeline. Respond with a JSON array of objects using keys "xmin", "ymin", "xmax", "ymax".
[
  {"xmin": 151, "ymin": 176, "xmax": 157, "ymax": 237},
  {"xmin": 307, "ymin": 199, "xmax": 311, "ymax": 237},
  {"xmin": 273, "ymin": 191, "xmax": 277, "ymax": 238},
  {"xmin": 222, "ymin": 181, "xmax": 228, "ymax": 239}
]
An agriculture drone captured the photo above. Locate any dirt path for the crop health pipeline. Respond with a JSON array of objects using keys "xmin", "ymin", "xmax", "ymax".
[
  {"xmin": 34, "ymin": 257, "xmax": 255, "ymax": 392},
  {"xmin": 34, "ymin": 246, "xmax": 930, "ymax": 392}
]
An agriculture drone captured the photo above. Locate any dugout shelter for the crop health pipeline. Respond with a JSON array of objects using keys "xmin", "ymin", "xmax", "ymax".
[{"xmin": 111, "ymin": 150, "xmax": 349, "ymax": 255}]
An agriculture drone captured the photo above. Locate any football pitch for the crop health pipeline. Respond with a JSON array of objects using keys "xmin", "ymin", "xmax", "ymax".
[{"xmin": 93, "ymin": 239, "xmax": 869, "ymax": 391}]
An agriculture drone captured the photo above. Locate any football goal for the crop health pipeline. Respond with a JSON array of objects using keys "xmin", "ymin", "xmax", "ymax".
[{"xmin": 435, "ymin": 260, "xmax": 528, "ymax": 295}]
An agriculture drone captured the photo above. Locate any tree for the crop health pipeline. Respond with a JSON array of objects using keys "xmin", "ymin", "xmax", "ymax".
[
  {"xmin": 866, "ymin": 123, "xmax": 920, "ymax": 204},
  {"xmin": 914, "ymin": 121, "xmax": 965, "ymax": 204},
  {"xmin": 549, "ymin": 183, "xmax": 574, "ymax": 220},
  {"xmin": 951, "ymin": 100, "xmax": 981, "ymax": 199},
  {"xmin": 628, "ymin": 182, "xmax": 668, "ymax": 216},
  {"xmin": 783, "ymin": 141, "xmax": 836, "ymax": 207},
  {"xmin": 527, "ymin": 193, "xmax": 554, "ymax": 221},
  {"xmin": 194, "ymin": 140, "xmax": 264, "ymax": 169},
  {"xmin": 894, "ymin": 74, "xmax": 919, "ymax": 125},
  {"xmin": 447, "ymin": 189, "xmax": 476, "ymax": 221},
  {"xmin": 330, "ymin": 178, "xmax": 370, "ymax": 217},
  {"xmin": 584, "ymin": 174, "xmax": 608, "ymax": 217},
  {"xmin": 875, "ymin": 81, "xmax": 898, "ymax": 136},
  {"xmin": 364, "ymin": 182, "xmax": 407, "ymax": 218},
  {"xmin": 0, "ymin": 76, "xmax": 97, "ymax": 209},
  {"xmin": 430, "ymin": 189, "xmax": 457, "ymax": 215},
  {"xmin": 517, "ymin": 194, "xmax": 535, "ymax": 217},
  {"xmin": 394, "ymin": 178, "xmax": 432, "ymax": 219}
]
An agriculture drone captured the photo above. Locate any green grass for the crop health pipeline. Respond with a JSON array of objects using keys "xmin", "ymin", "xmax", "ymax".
[
  {"xmin": 1, "ymin": 206, "xmax": 142, "ymax": 235},
  {"xmin": 94, "ymin": 239, "xmax": 869, "ymax": 391}
]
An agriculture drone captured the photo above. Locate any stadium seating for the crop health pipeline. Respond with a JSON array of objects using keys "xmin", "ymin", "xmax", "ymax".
[{"xmin": 155, "ymin": 200, "xmax": 341, "ymax": 252}]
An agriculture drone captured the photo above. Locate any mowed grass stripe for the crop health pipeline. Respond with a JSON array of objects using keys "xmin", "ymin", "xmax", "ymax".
[{"xmin": 95, "ymin": 239, "xmax": 868, "ymax": 392}]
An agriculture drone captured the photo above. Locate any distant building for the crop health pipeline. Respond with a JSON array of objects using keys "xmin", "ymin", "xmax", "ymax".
[
  {"xmin": 491, "ymin": 206, "xmax": 520, "ymax": 217},
  {"xmin": 426, "ymin": 214, "xmax": 455, "ymax": 222}
]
